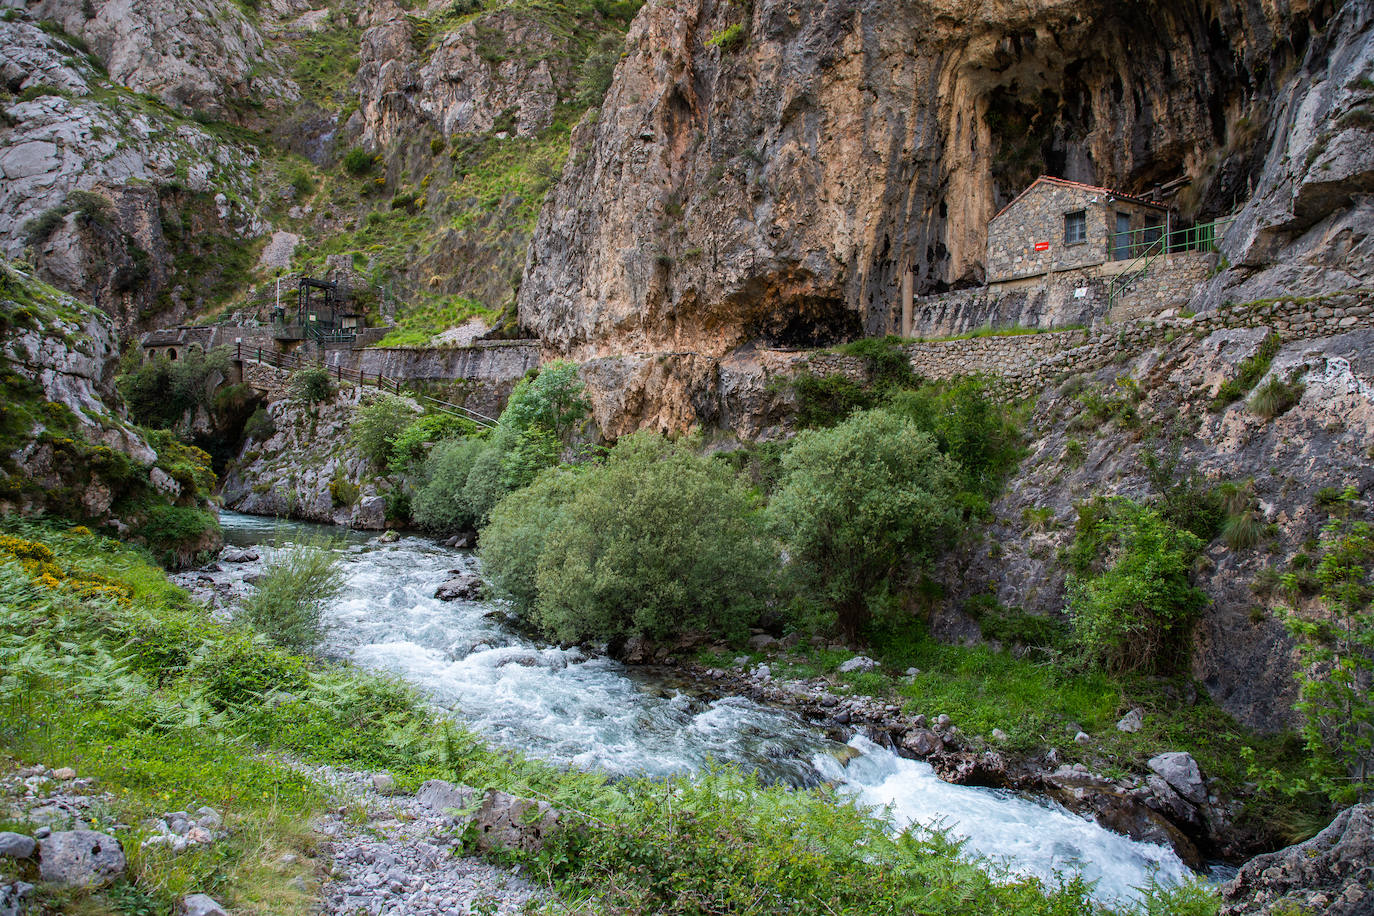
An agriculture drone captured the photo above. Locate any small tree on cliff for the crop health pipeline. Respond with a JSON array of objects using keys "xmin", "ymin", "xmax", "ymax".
[{"xmin": 767, "ymin": 408, "xmax": 964, "ymax": 638}]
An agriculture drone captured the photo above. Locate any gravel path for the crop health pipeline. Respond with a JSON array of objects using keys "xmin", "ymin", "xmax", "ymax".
[{"xmin": 301, "ymin": 764, "xmax": 548, "ymax": 916}]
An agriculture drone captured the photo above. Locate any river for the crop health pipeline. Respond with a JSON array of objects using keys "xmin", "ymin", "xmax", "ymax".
[{"xmin": 218, "ymin": 511, "xmax": 1194, "ymax": 906}]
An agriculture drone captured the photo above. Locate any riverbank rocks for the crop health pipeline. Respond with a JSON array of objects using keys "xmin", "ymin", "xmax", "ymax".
[
  {"xmin": 37, "ymin": 830, "xmax": 125, "ymax": 887},
  {"xmin": 901, "ymin": 728, "xmax": 943, "ymax": 756},
  {"xmin": 837, "ymin": 656, "xmax": 878, "ymax": 674},
  {"xmin": 435, "ymin": 574, "xmax": 482, "ymax": 602},
  {"xmin": 473, "ymin": 791, "xmax": 559, "ymax": 854},
  {"xmin": 1, "ymin": 882, "xmax": 34, "ymax": 916},
  {"xmin": 221, "ymin": 548, "xmax": 259, "ymax": 563},
  {"xmin": 414, "ymin": 780, "xmax": 476, "ymax": 822},
  {"xmin": 140, "ymin": 806, "xmax": 225, "ymax": 854},
  {"xmin": 0, "ymin": 834, "xmax": 34, "ymax": 860},
  {"xmin": 1221, "ymin": 804, "xmax": 1374, "ymax": 916},
  {"xmin": 1148, "ymin": 752, "xmax": 1207, "ymax": 804}
]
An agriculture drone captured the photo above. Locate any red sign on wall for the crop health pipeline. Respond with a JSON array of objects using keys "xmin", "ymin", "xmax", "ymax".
[{"xmin": 1034, "ymin": 241, "xmax": 1050, "ymax": 251}]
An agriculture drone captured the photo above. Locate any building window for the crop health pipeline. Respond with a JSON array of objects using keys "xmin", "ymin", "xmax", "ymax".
[{"xmin": 1064, "ymin": 210, "xmax": 1086, "ymax": 244}]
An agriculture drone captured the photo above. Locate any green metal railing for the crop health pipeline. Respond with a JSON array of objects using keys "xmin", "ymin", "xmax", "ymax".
[{"xmin": 1107, "ymin": 215, "xmax": 1234, "ymax": 310}]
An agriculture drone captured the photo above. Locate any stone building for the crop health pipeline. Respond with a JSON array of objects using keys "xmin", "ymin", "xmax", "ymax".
[{"xmin": 985, "ymin": 176, "xmax": 1169, "ymax": 283}]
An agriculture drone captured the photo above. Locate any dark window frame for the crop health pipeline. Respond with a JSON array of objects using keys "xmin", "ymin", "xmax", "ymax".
[{"xmin": 1063, "ymin": 210, "xmax": 1087, "ymax": 245}]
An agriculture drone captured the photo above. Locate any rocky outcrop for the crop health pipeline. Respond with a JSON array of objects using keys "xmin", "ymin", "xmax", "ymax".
[
  {"xmin": 37, "ymin": 830, "xmax": 126, "ymax": 887},
  {"xmin": 5, "ymin": 0, "xmax": 299, "ymax": 121},
  {"xmin": 355, "ymin": 4, "xmax": 577, "ymax": 149},
  {"xmin": 1221, "ymin": 804, "xmax": 1374, "ymax": 916},
  {"xmin": 220, "ymin": 389, "xmax": 408, "ymax": 530},
  {"xmin": 940, "ymin": 324, "xmax": 1374, "ymax": 732},
  {"xmin": 0, "ymin": 14, "xmax": 274, "ymax": 333}
]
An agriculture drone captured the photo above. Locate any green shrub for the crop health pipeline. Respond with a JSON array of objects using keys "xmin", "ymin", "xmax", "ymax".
[
  {"xmin": 137, "ymin": 505, "xmax": 221, "ymax": 569},
  {"xmin": 237, "ymin": 540, "xmax": 346, "ymax": 654},
  {"xmin": 328, "ymin": 471, "xmax": 360, "ymax": 507},
  {"xmin": 768, "ymin": 408, "xmax": 964, "ymax": 637},
  {"xmin": 117, "ymin": 347, "xmax": 234, "ymax": 430},
  {"xmin": 289, "ymin": 366, "xmax": 334, "ymax": 405},
  {"xmin": 1066, "ymin": 499, "xmax": 1207, "ymax": 674},
  {"xmin": 1212, "ymin": 333, "xmax": 1281, "ymax": 410},
  {"xmin": 1279, "ymin": 516, "xmax": 1374, "ymax": 805},
  {"xmin": 486, "ymin": 434, "xmax": 773, "ymax": 644},
  {"xmin": 195, "ymin": 634, "xmax": 312, "ymax": 709},
  {"xmin": 705, "ymin": 22, "xmax": 746, "ymax": 52},
  {"xmin": 388, "ymin": 413, "xmax": 474, "ymax": 473},
  {"xmin": 792, "ymin": 372, "xmax": 874, "ymax": 429},
  {"xmin": 243, "ymin": 406, "xmax": 276, "ymax": 442},
  {"xmin": 410, "ymin": 436, "xmax": 488, "ymax": 531},
  {"xmin": 1250, "ymin": 374, "xmax": 1304, "ymax": 419},
  {"xmin": 350, "ymin": 393, "xmax": 416, "ymax": 470},
  {"xmin": 500, "ymin": 360, "xmax": 589, "ymax": 439},
  {"xmin": 341, "ymin": 146, "xmax": 376, "ymax": 177},
  {"xmin": 479, "ymin": 467, "xmax": 583, "ymax": 615}
]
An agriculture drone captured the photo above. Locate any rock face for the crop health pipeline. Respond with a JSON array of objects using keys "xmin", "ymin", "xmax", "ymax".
[
  {"xmin": 37, "ymin": 829, "xmax": 126, "ymax": 887},
  {"xmin": 1221, "ymin": 804, "xmax": 1374, "ymax": 916},
  {"xmin": 7, "ymin": 0, "xmax": 298, "ymax": 121},
  {"xmin": 219, "ymin": 389, "xmax": 408, "ymax": 530},
  {"xmin": 938, "ymin": 323, "xmax": 1374, "ymax": 732},
  {"xmin": 0, "ymin": 15, "xmax": 273, "ymax": 333},
  {"xmin": 355, "ymin": 5, "xmax": 577, "ymax": 149},
  {"xmin": 519, "ymin": 0, "xmax": 1333, "ymax": 360}
]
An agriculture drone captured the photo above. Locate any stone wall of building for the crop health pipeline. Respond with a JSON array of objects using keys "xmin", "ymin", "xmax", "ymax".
[
  {"xmin": 987, "ymin": 181, "xmax": 1110, "ymax": 281},
  {"xmin": 1108, "ymin": 251, "xmax": 1216, "ymax": 322}
]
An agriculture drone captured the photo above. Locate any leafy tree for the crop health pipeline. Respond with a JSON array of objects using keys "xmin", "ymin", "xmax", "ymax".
[
  {"xmin": 117, "ymin": 347, "xmax": 234, "ymax": 429},
  {"xmin": 1282, "ymin": 508, "xmax": 1373, "ymax": 804},
  {"xmin": 479, "ymin": 466, "xmax": 583, "ymax": 614},
  {"xmin": 1066, "ymin": 499, "xmax": 1207, "ymax": 675},
  {"xmin": 387, "ymin": 413, "xmax": 473, "ymax": 474},
  {"xmin": 500, "ymin": 360, "xmax": 590, "ymax": 439},
  {"xmin": 485, "ymin": 434, "xmax": 772, "ymax": 644},
  {"xmin": 410, "ymin": 436, "xmax": 489, "ymax": 532},
  {"xmin": 767, "ymin": 408, "xmax": 964, "ymax": 637},
  {"xmin": 349, "ymin": 393, "xmax": 417, "ymax": 470},
  {"xmin": 290, "ymin": 366, "xmax": 334, "ymax": 405}
]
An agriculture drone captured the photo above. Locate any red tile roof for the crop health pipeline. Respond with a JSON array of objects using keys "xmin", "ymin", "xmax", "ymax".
[{"xmin": 991, "ymin": 175, "xmax": 1168, "ymax": 222}]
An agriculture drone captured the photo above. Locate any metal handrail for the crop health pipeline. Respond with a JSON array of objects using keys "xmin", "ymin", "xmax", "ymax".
[
  {"xmin": 1108, "ymin": 215, "xmax": 1234, "ymax": 309},
  {"xmin": 234, "ymin": 343, "xmax": 497, "ymax": 429}
]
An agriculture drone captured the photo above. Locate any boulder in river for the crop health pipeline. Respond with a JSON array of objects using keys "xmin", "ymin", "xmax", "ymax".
[
  {"xmin": 434, "ymin": 575, "xmax": 481, "ymax": 602},
  {"xmin": 1221, "ymin": 803, "xmax": 1374, "ymax": 916},
  {"xmin": 1147, "ymin": 751, "xmax": 1207, "ymax": 804},
  {"xmin": 220, "ymin": 548, "xmax": 258, "ymax": 563}
]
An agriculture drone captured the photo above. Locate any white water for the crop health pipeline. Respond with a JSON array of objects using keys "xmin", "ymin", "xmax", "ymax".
[{"xmin": 220, "ymin": 512, "xmax": 1195, "ymax": 906}]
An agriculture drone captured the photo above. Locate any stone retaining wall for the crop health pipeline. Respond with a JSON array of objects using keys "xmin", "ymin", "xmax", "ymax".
[
  {"xmin": 903, "ymin": 251, "xmax": 1216, "ymax": 339},
  {"xmin": 819, "ymin": 291, "xmax": 1374, "ymax": 398}
]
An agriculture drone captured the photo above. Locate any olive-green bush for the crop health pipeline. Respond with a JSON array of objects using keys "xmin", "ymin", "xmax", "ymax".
[
  {"xmin": 482, "ymin": 435, "xmax": 773, "ymax": 644},
  {"xmin": 767, "ymin": 408, "xmax": 964, "ymax": 637}
]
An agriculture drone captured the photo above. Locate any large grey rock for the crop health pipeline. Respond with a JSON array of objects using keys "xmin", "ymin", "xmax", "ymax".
[
  {"xmin": 434, "ymin": 575, "xmax": 481, "ymax": 602},
  {"xmin": 37, "ymin": 830, "xmax": 126, "ymax": 887},
  {"xmin": 900, "ymin": 728, "xmax": 943, "ymax": 757},
  {"xmin": 837, "ymin": 656, "xmax": 878, "ymax": 674},
  {"xmin": 179, "ymin": 894, "xmax": 228, "ymax": 916},
  {"xmin": 472, "ymin": 790, "xmax": 559, "ymax": 854},
  {"xmin": 0, "ymin": 833, "xmax": 35, "ymax": 859},
  {"xmin": 1221, "ymin": 804, "xmax": 1374, "ymax": 916},
  {"xmin": 1116, "ymin": 707, "xmax": 1144, "ymax": 733},
  {"xmin": 414, "ymin": 780, "xmax": 476, "ymax": 818},
  {"xmin": 1147, "ymin": 752, "xmax": 1207, "ymax": 805}
]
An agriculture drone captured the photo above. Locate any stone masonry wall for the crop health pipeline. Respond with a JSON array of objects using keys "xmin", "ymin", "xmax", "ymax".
[
  {"xmin": 987, "ymin": 182, "xmax": 1111, "ymax": 281},
  {"xmin": 815, "ymin": 291, "xmax": 1374, "ymax": 398},
  {"xmin": 905, "ymin": 251, "xmax": 1217, "ymax": 339}
]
